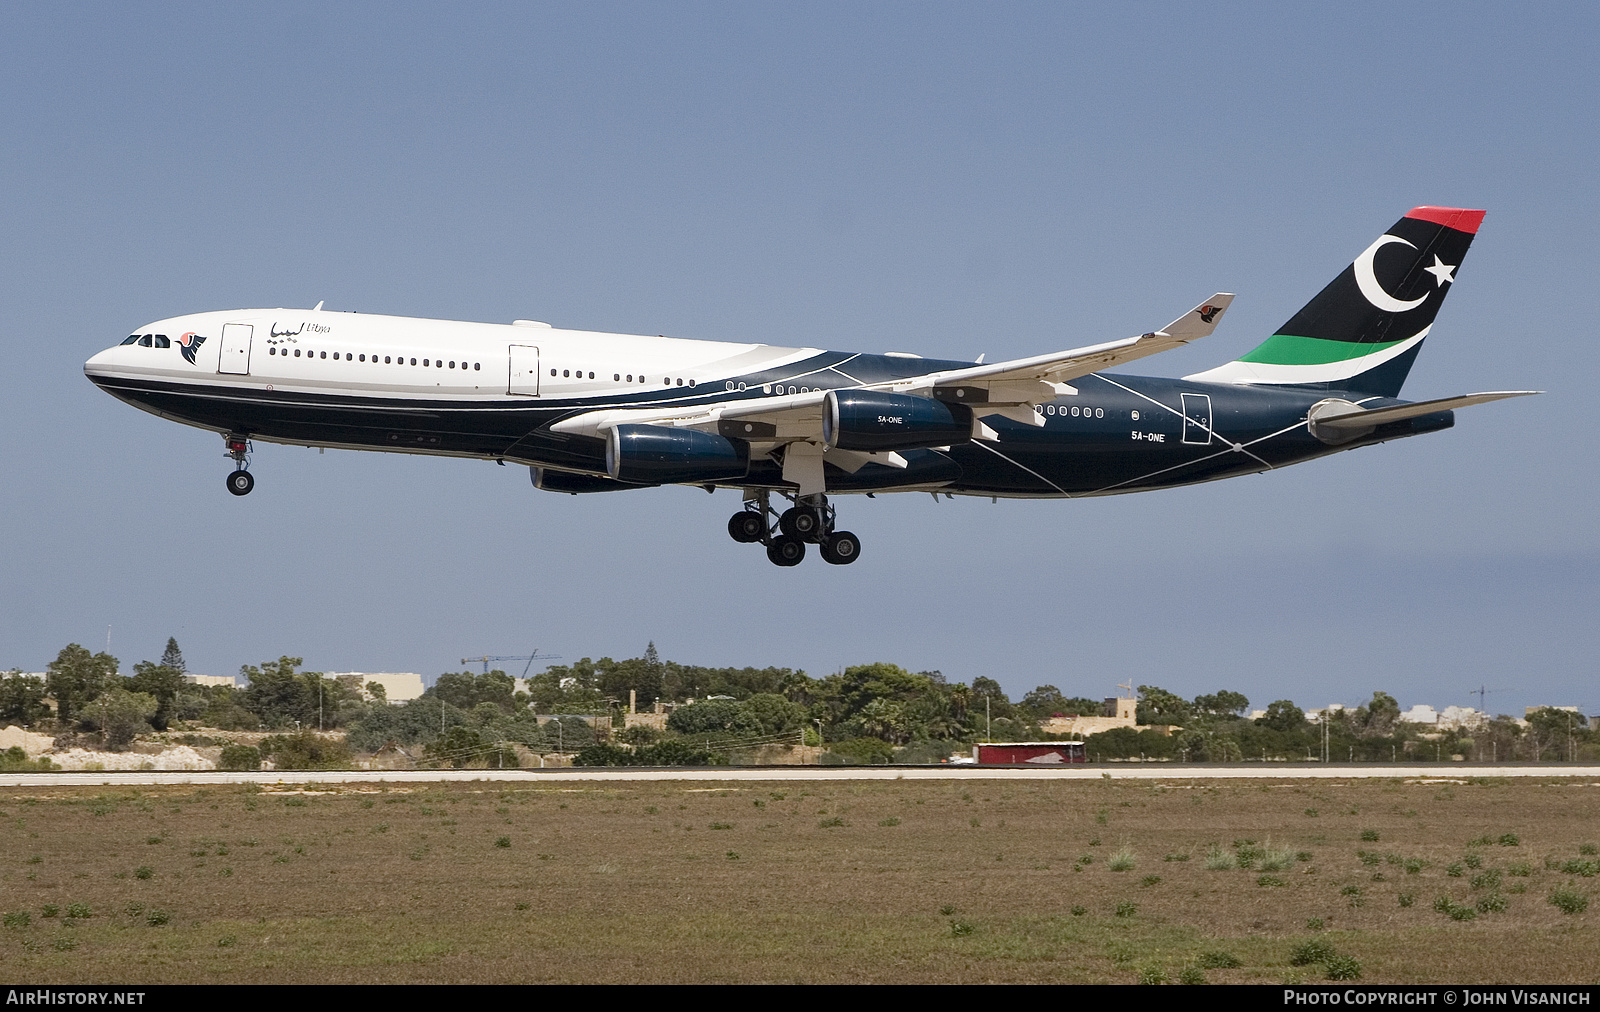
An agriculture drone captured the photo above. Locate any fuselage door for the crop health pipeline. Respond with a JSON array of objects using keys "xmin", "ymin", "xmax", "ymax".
[
  {"xmin": 218, "ymin": 324, "xmax": 253, "ymax": 375},
  {"xmin": 508, "ymin": 345, "xmax": 541, "ymax": 396},
  {"xmin": 1181, "ymin": 392, "xmax": 1213, "ymax": 445}
]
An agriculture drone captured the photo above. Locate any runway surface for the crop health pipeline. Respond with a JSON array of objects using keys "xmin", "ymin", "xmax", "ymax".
[{"xmin": 3, "ymin": 764, "xmax": 1599, "ymax": 788}]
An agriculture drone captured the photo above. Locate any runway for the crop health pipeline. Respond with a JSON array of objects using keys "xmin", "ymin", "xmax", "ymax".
[{"xmin": 3, "ymin": 764, "xmax": 1599, "ymax": 789}]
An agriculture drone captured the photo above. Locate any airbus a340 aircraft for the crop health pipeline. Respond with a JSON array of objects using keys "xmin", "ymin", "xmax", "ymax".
[{"xmin": 86, "ymin": 206, "xmax": 1534, "ymax": 566}]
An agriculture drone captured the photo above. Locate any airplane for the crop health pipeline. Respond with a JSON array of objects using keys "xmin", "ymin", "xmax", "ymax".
[{"xmin": 85, "ymin": 205, "xmax": 1536, "ymax": 567}]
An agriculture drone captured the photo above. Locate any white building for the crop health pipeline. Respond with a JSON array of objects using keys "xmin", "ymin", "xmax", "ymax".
[
  {"xmin": 327, "ymin": 672, "xmax": 425, "ymax": 702},
  {"xmin": 183, "ymin": 674, "xmax": 238, "ymax": 688}
]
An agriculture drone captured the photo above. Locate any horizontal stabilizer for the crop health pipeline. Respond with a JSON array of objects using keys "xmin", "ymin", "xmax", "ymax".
[{"xmin": 1313, "ymin": 390, "xmax": 1540, "ymax": 430}]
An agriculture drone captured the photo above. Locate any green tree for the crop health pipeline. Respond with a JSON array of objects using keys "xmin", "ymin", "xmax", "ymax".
[
  {"xmin": 128, "ymin": 662, "xmax": 185, "ymax": 730},
  {"xmin": 1194, "ymin": 690, "xmax": 1250, "ymax": 716},
  {"xmin": 81, "ymin": 688, "xmax": 157, "ymax": 751},
  {"xmin": 1136, "ymin": 685, "xmax": 1192, "ymax": 727},
  {"xmin": 1256, "ymin": 700, "xmax": 1306, "ymax": 733},
  {"xmin": 0, "ymin": 672, "xmax": 49, "ymax": 725},
  {"xmin": 45, "ymin": 644, "xmax": 118, "ymax": 723},
  {"xmin": 159, "ymin": 637, "xmax": 185, "ymax": 673},
  {"xmin": 741, "ymin": 693, "xmax": 805, "ymax": 735},
  {"xmin": 667, "ymin": 698, "xmax": 761, "ymax": 736},
  {"xmin": 240, "ymin": 656, "xmax": 314, "ymax": 728}
]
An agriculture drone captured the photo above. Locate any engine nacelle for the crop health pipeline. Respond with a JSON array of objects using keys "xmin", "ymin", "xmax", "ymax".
[
  {"xmin": 823, "ymin": 390, "xmax": 972, "ymax": 452},
  {"xmin": 606, "ymin": 424, "xmax": 749, "ymax": 484},
  {"xmin": 532, "ymin": 467, "xmax": 657, "ymax": 494}
]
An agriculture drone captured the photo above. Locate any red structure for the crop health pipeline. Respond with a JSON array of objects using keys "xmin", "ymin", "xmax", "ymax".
[{"xmin": 974, "ymin": 742, "xmax": 1086, "ymax": 765}]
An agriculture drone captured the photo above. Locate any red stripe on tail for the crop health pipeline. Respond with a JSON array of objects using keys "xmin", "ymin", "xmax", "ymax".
[{"xmin": 1405, "ymin": 206, "xmax": 1486, "ymax": 234}]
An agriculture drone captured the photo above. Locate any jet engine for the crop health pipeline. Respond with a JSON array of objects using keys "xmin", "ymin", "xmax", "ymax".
[
  {"xmin": 823, "ymin": 390, "xmax": 973, "ymax": 452},
  {"xmin": 606, "ymin": 423, "xmax": 750, "ymax": 484},
  {"xmin": 531, "ymin": 468, "xmax": 657, "ymax": 494}
]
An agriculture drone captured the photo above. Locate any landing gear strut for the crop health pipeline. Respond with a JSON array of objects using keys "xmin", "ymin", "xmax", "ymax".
[
  {"xmin": 224, "ymin": 434, "xmax": 254, "ymax": 496},
  {"xmin": 726, "ymin": 491, "xmax": 860, "ymax": 566}
]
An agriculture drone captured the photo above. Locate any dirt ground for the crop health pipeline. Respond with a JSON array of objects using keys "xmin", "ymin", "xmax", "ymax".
[{"xmin": 0, "ymin": 776, "xmax": 1595, "ymax": 983}]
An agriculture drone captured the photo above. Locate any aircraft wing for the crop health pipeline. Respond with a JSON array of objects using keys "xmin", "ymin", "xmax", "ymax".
[
  {"xmin": 548, "ymin": 295, "xmax": 1233, "ymax": 493},
  {"xmin": 878, "ymin": 293, "xmax": 1235, "ymax": 426}
]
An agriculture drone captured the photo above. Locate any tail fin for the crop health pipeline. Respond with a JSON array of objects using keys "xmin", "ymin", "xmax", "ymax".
[{"xmin": 1185, "ymin": 206, "xmax": 1484, "ymax": 397}]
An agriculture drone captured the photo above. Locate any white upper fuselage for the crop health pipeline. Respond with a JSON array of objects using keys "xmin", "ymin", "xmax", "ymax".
[{"xmin": 84, "ymin": 308, "xmax": 835, "ymax": 411}]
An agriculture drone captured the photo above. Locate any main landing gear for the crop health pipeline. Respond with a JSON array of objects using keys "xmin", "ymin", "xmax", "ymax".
[
  {"xmin": 727, "ymin": 490, "xmax": 861, "ymax": 567},
  {"xmin": 224, "ymin": 434, "xmax": 254, "ymax": 496}
]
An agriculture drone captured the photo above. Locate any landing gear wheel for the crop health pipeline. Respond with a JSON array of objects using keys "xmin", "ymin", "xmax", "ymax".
[
  {"xmin": 728, "ymin": 510, "xmax": 766, "ymax": 543},
  {"xmin": 226, "ymin": 470, "xmax": 255, "ymax": 496},
  {"xmin": 820, "ymin": 530, "xmax": 860, "ymax": 565},
  {"xmin": 779, "ymin": 506, "xmax": 821, "ymax": 542},
  {"xmin": 766, "ymin": 536, "xmax": 806, "ymax": 567}
]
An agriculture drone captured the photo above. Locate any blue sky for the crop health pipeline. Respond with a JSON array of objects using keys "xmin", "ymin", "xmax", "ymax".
[{"xmin": 2, "ymin": 3, "xmax": 1594, "ymax": 717}]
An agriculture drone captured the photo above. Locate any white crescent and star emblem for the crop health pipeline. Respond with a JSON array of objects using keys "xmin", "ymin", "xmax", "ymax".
[{"xmin": 1353, "ymin": 234, "xmax": 1428, "ymax": 312}]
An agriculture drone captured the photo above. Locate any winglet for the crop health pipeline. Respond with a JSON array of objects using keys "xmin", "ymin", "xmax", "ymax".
[{"xmin": 1158, "ymin": 293, "xmax": 1234, "ymax": 342}]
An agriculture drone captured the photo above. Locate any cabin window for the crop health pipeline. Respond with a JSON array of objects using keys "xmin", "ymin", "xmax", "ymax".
[
  {"xmin": 138, "ymin": 335, "xmax": 152, "ymax": 347},
  {"xmin": 688, "ymin": 379, "xmax": 695, "ymax": 387},
  {"xmin": 474, "ymin": 363, "xmax": 480, "ymax": 370},
  {"xmin": 294, "ymin": 349, "xmax": 301, "ymax": 357},
  {"xmin": 615, "ymin": 373, "xmax": 622, "ymax": 382},
  {"xmin": 449, "ymin": 361, "xmax": 455, "ymax": 369},
  {"xmin": 153, "ymin": 335, "xmax": 170, "ymax": 348},
  {"xmin": 550, "ymin": 369, "xmax": 556, "ymax": 376},
  {"xmin": 121, "ymin": 335, "xmax": 140, "ymax": 345},
  {"xmin": 410, "ymin": 358, "xmax": 416, "ymax": 365},
  {"xmin": 563, "ymin": 369, "xmax": 569, "ymax": 377},
  {"xmin": 269, "ymin": 347, "xmax": 277, "ymax": 355}
]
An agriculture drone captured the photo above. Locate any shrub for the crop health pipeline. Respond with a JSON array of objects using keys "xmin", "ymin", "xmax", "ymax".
[
  {"xmin": 1070, "ymin": 905, "xmax": 1087, "ymax": 917},
  {"xmin": 1498, "ymin": 834, "xmax": 1520, "ymax": 847},
  {"xmin": 1446, "ymin": 862, "xmax": 1464, "ymax": 877},
  {"xmin": 1476, "ymin": 893, "xmax": 1509, "ymax": 913},
  {"xmin": 1360, "ymin": 829, "xmax": 1379, "ymax": 842},
  {"xmin": 1471, "ymin": 869, "xmax": 1502, "ymax": 891},
  {"xmin": 1204, "ymin": 844, "xmax": 1235, "ymax": 870},
  {"xmin": 1289, "ymin": 938, "xmax": 1335, "ymax": 966},
  {"xmin": 1136, "ymin": 965, "xmax": 1167, "ymax": 985},
  {"xmin": 217, "ymin": 744, "xmax": 261, "ymax": 771},
  {"xmin": 1559, "ymin": 859, "xmax": 1600, "ymax": 877},
  {"xmin": 145, "ymin": 909, "xmax": 170, "ymax": 926},
  {"xmin": 1580, "ymin": 843, "xmax": 1598, "ymax": 856},
  {"xmin": 818, "ymin": 817, "xmax": 845, "ymax": 828},
  {"xmin": 1108, "ymin": 846, "xmax": 1137, "ymax": 871},
  {"xmin": 494, "ymin": 836, "xmax": 510, "ymax": 848},
  {"xmin": 1140, "ymin": 875, "xmax": 1161, "ymax": 888},
  {"xmin": 1114, "ymin": 901, "xmax": 1137, "ymax": 918},
  {"xmin": 1398, "ymin": 893, "xmax": 1414, "ymax": 907},
  {"xmin": 1177, "ymin": 965, "xmax": 1206, "ymax": 985},
  {"xmin": 1197, "ymin": 951, "xmax": 1242, "ymax": 969},
  {"xmin": 1548, "ymin": 887, "xmax": 1588, "ymax": 915},
  {"xmin": 1258, "ymin": 875, "xmax": 1287, "ymax": 888},
  {"xmin": 65, "ymin": 904, "xmax": 90, "ymax": 920},
  {"xmin": 1465, "ymin": 852, "xmax": 1483, "ymax": 869},
  {"xmin": 3, "ymin": 911, "xmax": 30, "ymax": 928},
  {"xmin": 950, "ymin": 920, "xmax": 975, "ymax": 937},
  {"xmin": 1324, "ymin": 954, "xmax": 1362, "ymax": 981}
]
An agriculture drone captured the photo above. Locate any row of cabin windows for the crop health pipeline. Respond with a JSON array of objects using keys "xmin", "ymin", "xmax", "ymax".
[
  {"xmin": 551, "ymin": 368, "xmax": 696, "ymax": 387},
  {"xmin": 266, "ymin": 346, "xmax": 481, "ymax": 370},
  {"xmin": 122, "ymin": 334, "xmax": 169, "ymax": 347},
  {"xmin": 1038, "ymin": 404, "xmax": 1104, "ymax": 418}
]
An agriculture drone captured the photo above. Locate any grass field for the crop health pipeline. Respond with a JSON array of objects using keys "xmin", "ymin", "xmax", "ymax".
[{"xmin": 0, "ymin": 776, "xmax": 1596, "ymax": 983}]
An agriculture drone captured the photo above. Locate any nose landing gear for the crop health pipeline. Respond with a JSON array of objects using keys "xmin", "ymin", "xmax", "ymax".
[
  {"xmin": 727, "ymin": 490, "xmax": 860, "ymax": 566},
  {"xmin": 224, "ymin": 434, "xmax": 254, "ymax": 496}
]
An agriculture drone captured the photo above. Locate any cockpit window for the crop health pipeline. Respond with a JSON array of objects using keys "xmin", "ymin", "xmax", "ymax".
[
  {"xmin": 153, "ymin": 335, "xmax": 170, "ymax": 348},
  {"xmin": 138, "ymin": 335, "xmax": 153, "ymax": 347},
  {"xmin": 120, "ymin": 335, "xmax": 140, "ymax": 345}
]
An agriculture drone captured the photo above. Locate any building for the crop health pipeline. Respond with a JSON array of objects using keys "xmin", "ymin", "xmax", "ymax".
[
  {"xmin": 183, "ymin": 674, "xmax": 238, "ymax": 689},
  {"xmin": 325, "ymin": 672, "xmax": 426, "ymax": 702}
]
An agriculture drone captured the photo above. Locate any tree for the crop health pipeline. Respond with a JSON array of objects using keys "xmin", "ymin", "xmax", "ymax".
[
  {"xmin": 1020, "ymin": 685, "xmax": 1069, "ymax": 719},
  {"xmin": 46, "ymin": 644, "xmax": 119, "ymax": 723},
  {"xmin": 0, "ymin": 672, "xmax": 49, "ymax": 725},
  {"xmin": 128, "ymin": 662, "xmax": 185, "ymax": 730},
  {"xmin": 1136, "ymin": 685, "xmax": 1192, "ymax": 727},
  {"xmin": 741, "ymin": 693, "xmax": 804, "ymax": 735},
  {"xmin": 240, "ymin": 656, "xmax": 315, "ymax": 728},
  {"xmin": 667, "ymin": 698, "xmax": 760, "ymax": 736},
  {"xmin": 1256, "ymin": 700, "xmax": 1306, "ymax": 733},
  {"xmin": 365, "ymin": 681, "xmax": 388, "ymax": 703},
  {"xmin": 82, "ymin": 688, "xmax": 157, "ymax": 750},
  {"xmin": 259, "ymin": 730, "xmax": 353, "ymax": 770},
  {"xmin": 1194, "ymin": 690, "xmax": 1250, "ymax": 716},
  {"xmin": 160, "ymin": 637, "xmax": 186, "ymax": 673}
]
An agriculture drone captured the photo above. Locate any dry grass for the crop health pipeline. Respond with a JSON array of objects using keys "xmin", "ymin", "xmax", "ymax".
[{"xmin": 0, "ymin": 777, "xmax": 1596, "ymax": 983}]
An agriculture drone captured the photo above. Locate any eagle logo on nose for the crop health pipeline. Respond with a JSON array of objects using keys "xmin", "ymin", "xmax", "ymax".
[{"xmin": 176, "ymin": 332, "xmax": 206, "ymax": 365}]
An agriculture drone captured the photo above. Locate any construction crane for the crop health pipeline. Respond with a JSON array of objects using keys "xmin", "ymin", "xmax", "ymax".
[{"xmin": 460, "ymin": 650, "xmax": 562, "ymax": 678}]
